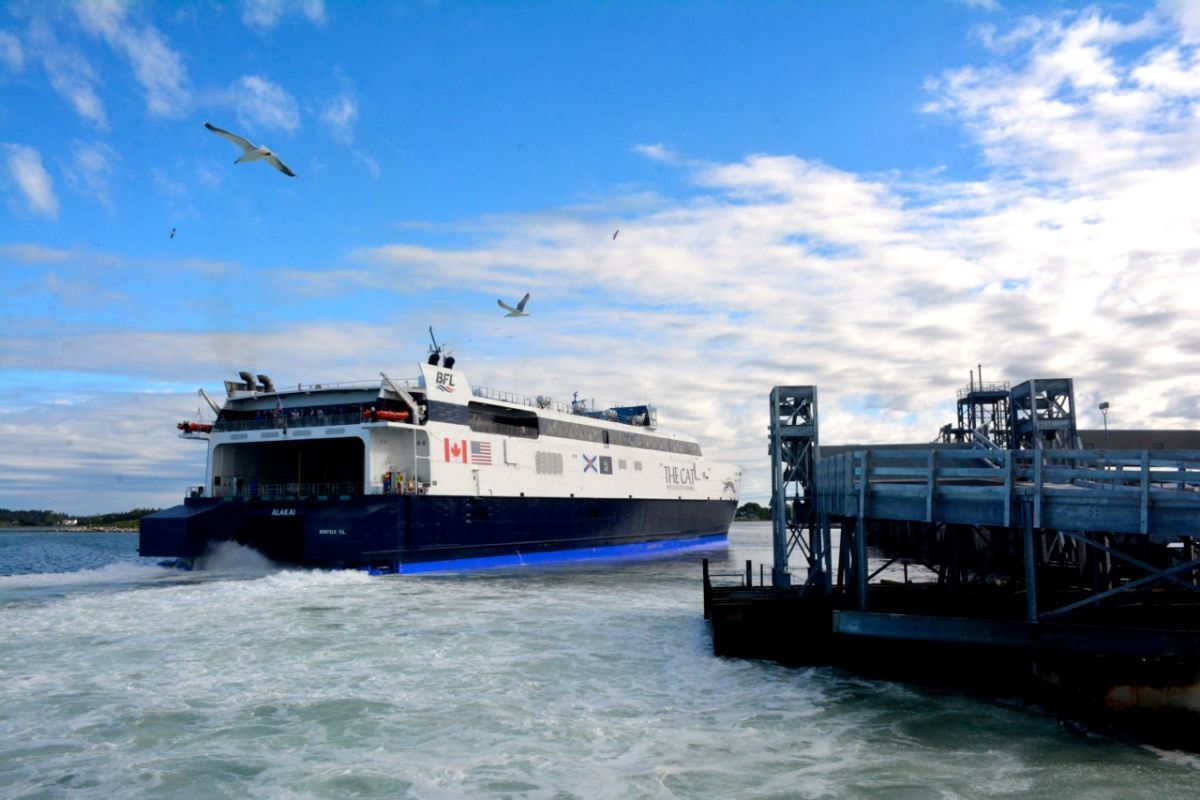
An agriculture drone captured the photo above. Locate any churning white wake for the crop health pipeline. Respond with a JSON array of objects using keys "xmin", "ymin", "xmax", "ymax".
[{"xmin": 192, "ymin": 540, "xmax": 278, "ymax": 574}]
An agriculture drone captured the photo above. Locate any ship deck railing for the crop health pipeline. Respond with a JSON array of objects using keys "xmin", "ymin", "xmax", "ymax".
[
  {"xmin": 197, "ymin": 481, "xmax": 428, "ymax": 501},
  {"xmin": 212, "ymin": 411, "xmax": 368, "ymax": 433},
  {"xmin": 472, "ymin": 385, "xmax": 657, "ymax": 426},
  {"xmin": 472, "ymin": 385, "xmax": 576, "ymax": 415},
  {"xmin": 290, "ymin": 377, "xmax": 421, "ymax": 393},
  {"xmin": 226, "ymin": 377, "xmax": 422, "ymax": 397}
]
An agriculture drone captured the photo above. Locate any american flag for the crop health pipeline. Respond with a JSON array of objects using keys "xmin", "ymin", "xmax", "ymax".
[{"xmin": 470, "ymin": 441, "xmax": 492, "ymax": 465}]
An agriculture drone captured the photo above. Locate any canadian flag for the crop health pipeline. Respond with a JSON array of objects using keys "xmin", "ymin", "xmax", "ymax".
[{"xmin": 444, "ymin": 438, "xmax": 468, "ymax": 463}]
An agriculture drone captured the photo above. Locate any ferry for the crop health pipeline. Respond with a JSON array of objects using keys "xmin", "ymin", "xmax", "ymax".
[{"xmin": 140, "ymin": 350, "xmax": 740, "ymax": 572}]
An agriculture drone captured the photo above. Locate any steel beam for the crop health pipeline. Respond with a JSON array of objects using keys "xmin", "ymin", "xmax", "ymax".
[
  {"xmin": 1041, "ymin": 558, "xmax": 1200, "ymax": 620},
  {"xmin": 769, "ymin": 386, "xmax": 818, "ymax": 591},
  {"xmin": 1022, "ymin": 502, "xmax": 1038, "ymax": 622}
]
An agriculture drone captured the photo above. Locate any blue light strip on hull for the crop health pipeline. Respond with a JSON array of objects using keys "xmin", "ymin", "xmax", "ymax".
[{"xmin": 382, "ymin": 533, "xmax": 729, "ymax": 575}]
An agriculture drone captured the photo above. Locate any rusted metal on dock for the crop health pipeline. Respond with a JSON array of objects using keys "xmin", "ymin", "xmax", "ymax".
[{"xmin": 707, "ymin": 376, "xmax": 1200, "ymax": 747}]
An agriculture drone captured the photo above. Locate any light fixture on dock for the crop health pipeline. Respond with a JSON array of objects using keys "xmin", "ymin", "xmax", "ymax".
[{"xmin": 1099, "ymin": 401, "xmax": 1110, "ymax": 449}]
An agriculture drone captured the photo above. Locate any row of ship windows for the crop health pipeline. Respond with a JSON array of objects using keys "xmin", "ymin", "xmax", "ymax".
[{"xmin": 430, "ymin": 401, "xmax": 703, "ymax": 456}]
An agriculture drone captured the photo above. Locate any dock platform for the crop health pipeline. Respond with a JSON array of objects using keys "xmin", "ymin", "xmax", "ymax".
[{"xmin": 707, "ymin": 380, "xmax": 1200, "ymax": 747}]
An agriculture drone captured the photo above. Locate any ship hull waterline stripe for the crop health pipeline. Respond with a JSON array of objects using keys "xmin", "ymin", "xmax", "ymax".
[{"xmin": 383, "ymin": 533, "xmax": 729, "ymax": 574}]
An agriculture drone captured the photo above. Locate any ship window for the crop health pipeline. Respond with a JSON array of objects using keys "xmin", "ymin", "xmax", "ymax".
[
  {"xmin": 618, "ymin": 459, "xmax": 626, "ymax": 470},
  {"xmin": 537, "ymin": 416, "xmax": 701, "ymax": 455},
  {"xmin": 427, "ymin": 401, "xmax": 469, "ymax": 425},
  {"xmin": 535, "ymin": 452, "xmax": 564, "ymax": 475},
  {"xmin": 634, "ymin": 461, "xmax": 642, "ymax": 471},
  {"xmin": 602, "ymin": 427, "xmax": 701, "ymax": 456},
  {"xmin": 468, "ymin": 401, "xmax": 539, "ymax": 439},
  {"xmin": 540, "ymin": 418, "xmax": 604, "ymax": 443},
  {"xmin": 216, "ymin": 401, "xmax": 377, "ymax": 432}
]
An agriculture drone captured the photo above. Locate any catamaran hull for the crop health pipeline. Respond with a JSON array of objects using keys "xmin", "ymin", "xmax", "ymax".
[{"xmin": 139, "ymin": 496, "xmax": 736, "ymax": 571}]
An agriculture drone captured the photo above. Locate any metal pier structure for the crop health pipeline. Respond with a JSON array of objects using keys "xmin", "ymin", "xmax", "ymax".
[{"xmin": 706, "ymin": 375, "xmax": 1200, "ymax": 746}]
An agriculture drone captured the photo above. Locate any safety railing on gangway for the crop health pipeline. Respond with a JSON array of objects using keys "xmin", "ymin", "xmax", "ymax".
[{"xmin": 815, "ymin": 448, "xmax": 1200, "ymax": 536}]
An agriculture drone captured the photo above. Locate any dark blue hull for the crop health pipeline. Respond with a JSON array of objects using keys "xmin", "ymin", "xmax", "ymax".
[{"xmin": 139, "ymin": 495, "xmax": 736, "ymax": 570}]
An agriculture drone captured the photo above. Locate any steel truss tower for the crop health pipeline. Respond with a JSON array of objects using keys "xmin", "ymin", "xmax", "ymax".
[
  {"xmin": 1010, "ymin": 378, "xmax": 1078, "ymax": 450},
  {"xmin": 956, "ymin": 381, "xmax": 1011, "ymax": 448},
  {"xmin": 768, "ymin": 386, "xmax": 829, "ymax": 592}
]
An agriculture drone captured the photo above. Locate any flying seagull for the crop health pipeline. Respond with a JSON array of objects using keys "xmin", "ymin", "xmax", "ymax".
[
  {"xmin": 169, "ymin": 227, "xmax": 176, "ymax": 239},
  {"xmin": 498, "ymin": 292, "xmax": 531, "ymax": 317},
  {"xmin": 612, "ymin": 229, "xmax": 619, "ymax": 240},
  {"xmin": 204, "ymin": 122, "xmax": 296, "ymax": 177}
]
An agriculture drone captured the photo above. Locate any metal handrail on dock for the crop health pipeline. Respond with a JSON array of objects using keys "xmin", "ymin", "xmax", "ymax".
[
  {"xmin": 702, "ymin": 559, "xmax": 764, "ymax": 620},
  {"xmin": 956, "ymin": 382, "xmax": 1010, "ymax": 398},
  {"xmin": 816, "ymin": 448, "xmax": 1200, "ymax": 539}
]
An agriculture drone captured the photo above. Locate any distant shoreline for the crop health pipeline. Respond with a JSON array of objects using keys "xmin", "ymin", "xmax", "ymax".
[{"xmin": 0, "ymin": 526, "xmax": 136, "ymax": 534}]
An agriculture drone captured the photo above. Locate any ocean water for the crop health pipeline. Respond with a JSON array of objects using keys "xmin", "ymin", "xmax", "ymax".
[{"xmin": 1, "ymin": 524, "xmax": 1198, "ymax": 799}]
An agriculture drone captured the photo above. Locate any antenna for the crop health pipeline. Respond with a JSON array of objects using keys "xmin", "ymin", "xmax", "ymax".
[{"xmin": 428, "ymin": 326, "xmax": 442, "ymax": 356}]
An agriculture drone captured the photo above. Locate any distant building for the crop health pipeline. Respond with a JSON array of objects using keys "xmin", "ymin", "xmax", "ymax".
[{"xmin": 1077, "ymin": 430, "xmax": 1200, "ymax": 450}]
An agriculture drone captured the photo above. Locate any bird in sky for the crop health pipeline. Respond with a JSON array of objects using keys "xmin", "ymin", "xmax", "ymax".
[
  {"xmin": 204, "ymin": 122, "xmax": 296, "ymax": 177},
  {"xmin": 612, "ymin": 229, "xmax": 619, "ymax": 240},
  {"xmin": 169, "ymin": 228, "xmax": 176, "ymax": 239},
  {"xmin": 498, "ymin": 293, "xmax": 531, "ymax": 317}
]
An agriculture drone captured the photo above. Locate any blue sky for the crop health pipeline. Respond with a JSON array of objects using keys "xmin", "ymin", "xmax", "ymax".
[{"xmin": 2, "ymin": 0, "xmax": 1199, "ymax": 514}]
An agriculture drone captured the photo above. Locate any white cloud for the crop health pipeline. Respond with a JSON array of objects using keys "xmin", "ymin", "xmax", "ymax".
[
  {"xmin": 321, "ymin": 71, "xmax": 366, "ymax": 165},
  {"xmin": 0, "ymin": 29, "xmax": 23, "ymax": 72},
  {"xmin": 0, "ymin": 388, "xmax": 207, "ymax": 515},
  {"xmin": 0, "ymin": 243, "xmax": 71, "ymax": 263},
  {"xmin": 957, "ymin": 0, "xmax": 1002, "ymax": 10},
  {"xmin": 924, "ymin": 9, "xmax": 1199, "ymax": 185},
  {"xmin": 195, "ymin": 163, "xmax": 221, "ymax": 190},
  {"xmin": 321, "ymin": 92, "xmax": 358, "ymax": 144},
  {"xmin": 1132, "ymin": 46, "xmax": 1200, "ymax": 95},
  {"xmin": 151, "ymin": 167, "xmax": 187, "ymax": 199},
  {"xmin": 1159, "ymin": 0, "xmax": 1200, "ymax": 44},
  {"xmin": 74, "ymin": 0, "xmax": 192, "ymax": 117},
  {"xmin": 65, "ymin": 141, "xmax": 117, "ymax": 209},
  {"xmin": 3, "ymin": 143, "xmax": 59, "ymax": 218},
  {"xmin": 241, "ymin": 0, "xmax": 326, "ymax": 30},
  {"xmin": 354, "ymin": 150, "xmax": 381, "ymax": 179},
  {"xmin": 27, "ymin": 19, "xmax": 107, "ymax": 128},
  {"xmin": 633, "ymin": 143, "xmax": 681, "ymax": 164},
  {"xmin": 231, "ymin": 74, "xmax": 300, "ymax": 133}
]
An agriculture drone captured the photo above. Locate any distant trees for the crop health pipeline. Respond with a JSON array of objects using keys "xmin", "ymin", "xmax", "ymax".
[
  {"xmin": 0, "ymin": 509, "xmax": 66, "ymax": 527},
  {"xmin": 734, "ymin": 502, "xmax": 771, "ymax": 521},
  {"xmin": 76, "ymin": 509, "xmax": 160, "ymax": 527},
  {"xmin": 0, "ymin": 508, "xmax": 159, "ymax": 529}
]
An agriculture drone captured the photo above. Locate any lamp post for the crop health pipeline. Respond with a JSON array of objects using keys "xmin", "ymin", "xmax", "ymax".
[{"xmin": 1099, "ymin": 401, "xmax": 1110, "ymax": 450}]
